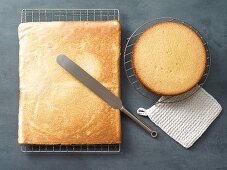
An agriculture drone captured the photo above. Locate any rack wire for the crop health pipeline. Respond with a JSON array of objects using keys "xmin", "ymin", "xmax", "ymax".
[
  {"xmin": 124, "ymin": 17, "xmax": 211, "ymax": 103},
  {"xmin": 20, "ymin": 9, "xmax": 120, "ymax": 153},
  {"xmin": 21, "ymin": 144, "xmax": 120, "ymax": 153},
  {"xmin": 21, "ymin": 9, "xmax": 119, "ymax": 22}
]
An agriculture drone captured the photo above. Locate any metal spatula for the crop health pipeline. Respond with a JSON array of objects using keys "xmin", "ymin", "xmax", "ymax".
[{"xmin": 56, "ymin": 54, "xmax": 158, "ymax": 138}]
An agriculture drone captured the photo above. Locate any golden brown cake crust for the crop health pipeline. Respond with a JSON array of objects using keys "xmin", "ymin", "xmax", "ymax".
[
  {"xmin": 18, "ymin": 21, "xmax": 121, "ymax": 144},
  {"xmin": 132, "ymin": 21, "xmax": 206, "ymax": 96}
]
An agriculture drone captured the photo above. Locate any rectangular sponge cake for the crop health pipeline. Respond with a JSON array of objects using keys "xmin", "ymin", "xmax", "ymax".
[{"xmin": 18, "ymin": 21, "xmax": 121, "ymax": 144}]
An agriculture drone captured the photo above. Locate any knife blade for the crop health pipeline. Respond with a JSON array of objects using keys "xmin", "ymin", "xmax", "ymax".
[{"xmin": 56, "ymin": 54, "xmax": 157, "ymax": 138}]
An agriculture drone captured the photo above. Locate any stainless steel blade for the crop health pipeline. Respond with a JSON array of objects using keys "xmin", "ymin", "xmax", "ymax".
[
  {"xmin": 56, "ymin": 54, "xmax": 158, "ymax": 138},
  {"xmin": 56, "ymin": 54, "xmax": 122, "ymax": 109}
]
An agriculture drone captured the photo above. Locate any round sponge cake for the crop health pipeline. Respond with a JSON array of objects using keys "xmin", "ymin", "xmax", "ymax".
[{"xmin": 132, "ymin": 21, "xmax": 206, "ymax": 96}]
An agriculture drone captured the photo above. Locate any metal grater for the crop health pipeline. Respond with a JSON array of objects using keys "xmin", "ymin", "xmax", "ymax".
[{"xmin": 20, "ymin": 9, "xmax": 120, "ymax": 153}]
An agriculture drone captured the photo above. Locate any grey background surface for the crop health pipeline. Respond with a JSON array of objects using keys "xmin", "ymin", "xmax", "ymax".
[{"xmin": 0, "ymin": 0, "xmax": 227, "ymax": 169}]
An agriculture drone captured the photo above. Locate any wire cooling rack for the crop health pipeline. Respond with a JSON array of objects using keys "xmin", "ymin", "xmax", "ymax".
[
  {"xmin": 21, "ymin": 144, "xmax": 120, "ymax": 153},
  {"xmin": 124, "ymin": 17, "xmax": 211, "ymax": 103},
  {"xmin": 20, "ymin": 9, "xmax": 120, "ymax": 153},
  {"xmin": 21, "ymin": 9, "xmax": 119, "ymax": 22}
]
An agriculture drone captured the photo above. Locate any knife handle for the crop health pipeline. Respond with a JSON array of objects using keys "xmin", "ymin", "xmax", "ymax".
[{"xmin": 120, "ymin": 106, "xmax": 158, "ymax": 138}]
